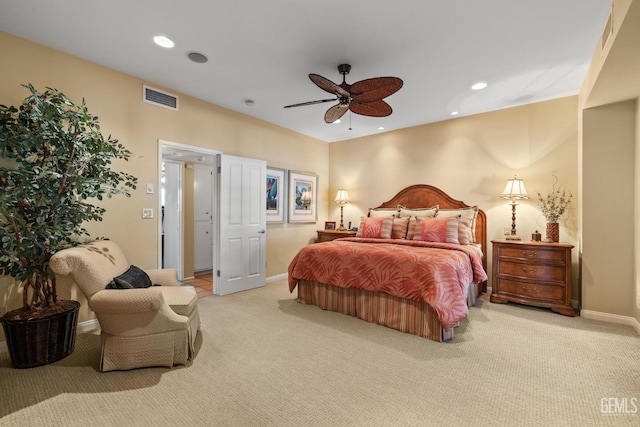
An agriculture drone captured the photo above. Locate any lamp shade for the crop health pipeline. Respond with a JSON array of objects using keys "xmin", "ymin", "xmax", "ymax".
[
  {"xmin": 500, "ymin": 176, "xmax": 529, "ymax": 200},
  {"xmin": 334, "ymin": 189, "xmax": 350, "ymax": 205}
]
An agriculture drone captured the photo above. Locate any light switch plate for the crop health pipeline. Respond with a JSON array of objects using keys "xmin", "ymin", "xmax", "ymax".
[
  {"xmin": 146, "ymin": 183, "xmax": 154, "ymax": 194},
  {"xmin": 142, "ymin": 208, "xmax": 154, "ymax": 219}
]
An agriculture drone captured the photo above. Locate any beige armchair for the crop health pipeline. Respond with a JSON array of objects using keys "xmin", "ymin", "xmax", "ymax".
[{"xmin": 50, "ymin": 240, "xmax": 200, "ymax": 372}]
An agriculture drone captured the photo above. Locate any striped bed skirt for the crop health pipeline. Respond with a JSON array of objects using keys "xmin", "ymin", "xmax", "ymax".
[{"xmin": 296, "ymin": 280, "xmax": 480, "ymax": 342}]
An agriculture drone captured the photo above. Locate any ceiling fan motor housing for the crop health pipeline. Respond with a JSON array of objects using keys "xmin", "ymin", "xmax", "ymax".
[{"xmin": 338, "ymin": 63, "xmax": 351, "ymax": 75}]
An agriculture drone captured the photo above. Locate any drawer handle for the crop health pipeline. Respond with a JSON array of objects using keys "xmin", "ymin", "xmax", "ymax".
[
  {"xmin": 521, "ymin": 267, "xmax": 537, "ymax": 274},
  {"xmin": 521, "ymin": 286, "xmax": 537, "ymax": 293},
  {"xmin": 521, "ymin": 251, "xmax": 537, "ymax": 257}
]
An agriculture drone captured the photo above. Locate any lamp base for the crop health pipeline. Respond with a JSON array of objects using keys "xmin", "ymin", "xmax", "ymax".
[{"xmin": 505, "ymin": 234, "xmax": 522, "ymax": 241}]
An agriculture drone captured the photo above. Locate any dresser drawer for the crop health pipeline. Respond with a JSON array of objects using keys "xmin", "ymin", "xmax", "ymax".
[
  {"xmin": 497, "ymin": 246, "xmax": 565, "ymax": 263},
  {"xmin": 497, "ymin": 278, "xmax": 565, "ymax": 303},
  {"xmin": 497, "ymin": 260, "xmax": 566, "ymax": 283}
]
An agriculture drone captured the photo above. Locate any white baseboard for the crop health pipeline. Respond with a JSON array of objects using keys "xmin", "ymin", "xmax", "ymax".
[
  {"xmin": 0, "ymin": 318, "xmax": 100, "ymax": 354},
  {"xmin": 580, "ymin": 309, "xmax": 640, "ymax": 335},
  {"xmin": 266, "ymin": 273, "xmax": 288, "ymax": 283},
  {"xmin": 77, "ymin": 318, "xmax": 100, "ymax": 334}
]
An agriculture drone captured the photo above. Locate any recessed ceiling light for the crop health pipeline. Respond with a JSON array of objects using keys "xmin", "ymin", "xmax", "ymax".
[
  {"xmin": 451, "ymin": 111, "xmax": 459, "ymax": 116},
  {"xmin": 153, "ymin": 36, "xmax": 174, "ymax": 48},
  {"xmin": 378, "ymin": 127, "xmax": 385, "ymax": 130},
  {"xmin": 471, "ymin": 82, "xmax": 488, "ymax": 90}
]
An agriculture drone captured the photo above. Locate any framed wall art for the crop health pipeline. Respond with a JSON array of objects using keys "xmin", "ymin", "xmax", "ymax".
[
  {"xmin": 288, "ymin": 170, "xmax": 317, "ymax": 223},
  {"xmin": 266, "ymin": 167, "xmax": 286, "ymax": 223}
]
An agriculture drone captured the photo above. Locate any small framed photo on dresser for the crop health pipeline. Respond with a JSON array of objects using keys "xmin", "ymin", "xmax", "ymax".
[{"xmin": 324, "ymin": 221, "xmax": 336, "ymax": 230}]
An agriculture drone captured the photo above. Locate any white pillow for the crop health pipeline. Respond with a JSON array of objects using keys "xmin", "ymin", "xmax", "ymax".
[{"xmin": 397, "ymin": 205, "xmax": 439, "ymax": 218}]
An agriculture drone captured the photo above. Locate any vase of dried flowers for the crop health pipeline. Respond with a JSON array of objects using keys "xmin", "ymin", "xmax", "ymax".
[{"xmin": 537, "ymin": 173, "xmax": 572, "ymax": 243}]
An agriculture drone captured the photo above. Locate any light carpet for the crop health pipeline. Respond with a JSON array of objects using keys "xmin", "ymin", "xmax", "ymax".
[{"xmin": 1, "ymin": 280, "xmax": 639, "ymax": 427}]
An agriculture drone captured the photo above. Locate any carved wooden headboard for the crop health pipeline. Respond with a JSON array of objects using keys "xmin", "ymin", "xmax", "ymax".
[{"xmin": 374, "ymin": 184, "xmax": 487, "ymax": 276}]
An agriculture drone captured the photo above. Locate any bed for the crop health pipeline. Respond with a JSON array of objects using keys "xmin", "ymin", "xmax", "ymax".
[{"xmin": 287, "ymin": 184, "xmax": 488, "ymax": 342}]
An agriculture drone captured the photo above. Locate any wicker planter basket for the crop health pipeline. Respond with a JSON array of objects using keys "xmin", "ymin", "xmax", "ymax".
[
  {"xmin": 1, "ymin": 300, "xmax": 80, "ymax": 369},
  {"xmin": 546, "ymin": 222, "xmax": 560, "ymax": 243}
]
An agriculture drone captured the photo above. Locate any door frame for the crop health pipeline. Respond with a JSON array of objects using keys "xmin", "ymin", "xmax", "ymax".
[{"xmin": 157, "ymin": 140, "xmax": 221, "ymax": 277}]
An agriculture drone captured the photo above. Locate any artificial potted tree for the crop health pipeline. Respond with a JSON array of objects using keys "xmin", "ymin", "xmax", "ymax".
[{"xmin": 0, "ymin": 84, "xmax": 137, "ymax": 368}]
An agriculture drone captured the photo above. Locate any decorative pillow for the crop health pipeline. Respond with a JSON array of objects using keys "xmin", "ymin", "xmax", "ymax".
[
  {"xmin": 437, "ymin": 206, "xmax": 478, "ymax": 242},
  {"xmin": 368, "ymin": 207, "xmax": 399, "ymax": 218},
  {"xmin": 397, "ymin": 205, "xmax": 439, "ymax": 218},
  {"xmin": 106, "ymin": 265, "xmax": 153, "ymax": 289},
  {"xmin": 355, "ymin": 216, "xmax": 393, "ymax": 239},
  {"xmin": 458, "ymin": 216, "xmax": 473, "ymax": 245},
  {"xmin": 406, "ymin": 216, "xmax": 418, "ymax": 240},
  {"xmin": 412, "ymin": 216, "xmax": 460, "ymax": 244},
  {"xmin": 391, "ymin": 217, "xmax": 410, "ymax": 239}
]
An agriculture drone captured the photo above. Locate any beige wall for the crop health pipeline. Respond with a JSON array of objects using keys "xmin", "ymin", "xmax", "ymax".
[
  {"xmin": 0, "ymin": 31, "xmax": 329, "ymax": 336},
  {"xmin": 582, "ymin": 101, "xmax": 636, "ymax": 316},
  {"xmin": 3, "ymin": 0, "xmax": 640, "ymax": 341},
  {"xmin": 579, "ymin": 0, "xmax": 640, "ymax": 324},
  {"xmin": 329, "ymin": 97, "xmax": 580, "ymax": 293}
]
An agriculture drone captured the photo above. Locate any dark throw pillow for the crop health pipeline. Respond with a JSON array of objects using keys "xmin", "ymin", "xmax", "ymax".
[{"xmin": 106, "ymin": 265, "xmax": 153, "ymax": 289}]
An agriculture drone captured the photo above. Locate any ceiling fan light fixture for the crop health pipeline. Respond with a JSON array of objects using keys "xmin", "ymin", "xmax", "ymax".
[{"xmin": 284, "ymin": 64, "xmax": 403, "ymax": 124}]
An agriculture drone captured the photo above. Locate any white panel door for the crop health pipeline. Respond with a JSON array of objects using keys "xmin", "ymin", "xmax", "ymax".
[
  {"xmin": 194, "ymin": 165, "xmax": 214, "ymax": 272},
  {"xmin": 194, "ymin": 166, "xmax": 213, "ymax": 221},
  {"xmin": 215, "ymin": 154, "xmax": 266, "ymax": 295},
  {"xmin": 162, "ymin": 161, "xmax": 182, "ymax": 277}
]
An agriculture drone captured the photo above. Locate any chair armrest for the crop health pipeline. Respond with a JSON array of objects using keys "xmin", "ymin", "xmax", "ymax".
[
  {"xmin": 89, "ymin": 288, "xmax": 164, "ymax": 314},
  {"xmin": 145, "ymin": 269, "xmax": 179, "ymax": 286}
]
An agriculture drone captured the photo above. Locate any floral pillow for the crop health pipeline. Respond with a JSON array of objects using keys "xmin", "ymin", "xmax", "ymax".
[
  {"xmin": 356, "ymin": 216, "xmax": 393, "ymax": 239},
  {"xmin": 412, "ymin": 216, "xmax": 460, "ymax": 244}
]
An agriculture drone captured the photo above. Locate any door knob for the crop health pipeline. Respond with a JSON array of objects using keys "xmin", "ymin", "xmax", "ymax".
[{"xmin": 258, "ymin": 229, "xmax": 266, "ymax": 234}]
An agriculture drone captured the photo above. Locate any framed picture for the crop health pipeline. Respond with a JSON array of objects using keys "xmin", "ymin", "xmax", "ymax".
[
  {"xmin": 266, "ymin": 167, "xmax": 286, "ymax": 223},
  {"xmin": 324, "ymin": 221, "xmax": 336, "ymax": 230},
  {"xmin": 288, "ymin": 170, "xmax": 317, "ymax": 223}
]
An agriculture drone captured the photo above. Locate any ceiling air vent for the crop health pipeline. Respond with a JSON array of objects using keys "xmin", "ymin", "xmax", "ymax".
[{"xmin": 143, "ymin": 85, "xmax": 178, "ymax": 111}]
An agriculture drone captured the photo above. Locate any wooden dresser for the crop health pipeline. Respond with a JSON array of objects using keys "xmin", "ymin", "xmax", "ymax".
[
  {"xmin": 490, "ymin": 240, "xmax": 575, "ymax": 316},
  {"xmin": 316, "ymin": 230, "xmax": 357, "ymax": 243}
]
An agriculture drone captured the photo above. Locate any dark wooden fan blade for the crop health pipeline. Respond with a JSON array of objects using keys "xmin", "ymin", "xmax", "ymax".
[
  {"xmin": 324, "ymin": 103, "xmax": 349, "ymax": 123},
  {"xmin": 350, "ymin": 100, "xmax": 392, "ymax": 117},
  {"xmin": 350, "ymin": 77, "xmax": 403, "ymax": 103},
  {"xmin": 309, "ymin": 74, "xmax": 350, "ymax": 98},
  {"xmin": 284, "ymin": 98, "xmax": 337, "ymax": 108}
]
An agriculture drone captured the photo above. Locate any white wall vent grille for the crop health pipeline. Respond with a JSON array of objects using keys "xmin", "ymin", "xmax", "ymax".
[{"xmin": 143, "ymin": 85, "xmax": 178, "ymax": 110}]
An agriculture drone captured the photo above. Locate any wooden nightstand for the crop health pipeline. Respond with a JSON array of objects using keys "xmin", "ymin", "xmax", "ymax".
[
  {"xmin": 490, "ymin": 240, "xmax": 575, "ymax": 316},
  {"xmin": 316, "ymin": 229, "xmax": 357, "ymax": 243}
]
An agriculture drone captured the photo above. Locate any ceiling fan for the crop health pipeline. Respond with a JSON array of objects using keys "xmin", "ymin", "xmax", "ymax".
[{"xmin": 284, "ymin": 64, "xmax": 403, "ymax": 123}]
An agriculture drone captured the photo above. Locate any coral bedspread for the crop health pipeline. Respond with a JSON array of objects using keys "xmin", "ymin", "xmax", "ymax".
[{"xmin": 288, "ymin": 238, "xmax": 488, "ymax": 330}]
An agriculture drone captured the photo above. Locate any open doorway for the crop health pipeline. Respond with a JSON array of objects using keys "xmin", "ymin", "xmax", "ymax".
[{"xmin": 159, "ymin": 140, "xmax": 220, "ymax": 296}]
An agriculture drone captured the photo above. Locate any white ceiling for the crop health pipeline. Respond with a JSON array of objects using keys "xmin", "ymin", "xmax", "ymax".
[{"xmin": 0, "ymin": 0, "xmax": 612, "ymax": 143}]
